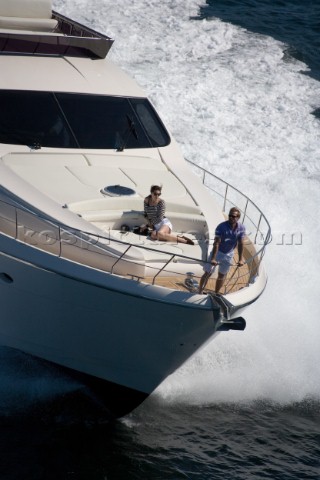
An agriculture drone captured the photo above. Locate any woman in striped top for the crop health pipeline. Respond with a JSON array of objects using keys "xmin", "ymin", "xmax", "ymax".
[{"xmin": 142, "ymin": 185, "xmax": 194, "ymax": 245}]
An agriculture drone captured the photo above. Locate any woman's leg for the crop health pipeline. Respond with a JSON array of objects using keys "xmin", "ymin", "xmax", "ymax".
[
  {"xmin": 156, "ymin": 226, "xmax": 194, "ymax": 244},
  {"xmin": 156, "ymin": 225, "xmax": 173, "ymax": 241}
]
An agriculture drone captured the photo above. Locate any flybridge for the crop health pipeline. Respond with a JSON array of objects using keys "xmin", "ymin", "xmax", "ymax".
[{"xmin": 0, "ymin": 11, "xmax": 114, "ymax": 59}]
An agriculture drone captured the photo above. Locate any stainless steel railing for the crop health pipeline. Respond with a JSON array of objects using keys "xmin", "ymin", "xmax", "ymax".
[
  {"xmin": 0, "ymin": 166, "xmax": 271, "ymax": 292},
  {"xmin": 186, "ymin": 159, "xmax": 271, "ymax": 252},
  {"xmin": 185, "ymin": 159, "xmax": 271, "ymax": 291}
]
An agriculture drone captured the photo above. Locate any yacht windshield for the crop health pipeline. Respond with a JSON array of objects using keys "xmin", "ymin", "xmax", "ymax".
[{"xmin": 0, "ymin": 90, "xmax": 170, "ymax": 149}]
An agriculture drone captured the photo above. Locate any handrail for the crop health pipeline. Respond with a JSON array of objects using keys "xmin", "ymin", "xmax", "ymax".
[
  {"xmin": 185, "ymin": 159, "xmax": 272, "ymax": 258},
  {"xmin": 0, "ymin": 165, "xmax": 271, "ymax": 293},
  {"xmin": 0, "ymin": 197, "xmax": 202, "ymax": 265},
  {"xmin": 184, "ymin": 160, "xmax": 271, "ymax": 293}
]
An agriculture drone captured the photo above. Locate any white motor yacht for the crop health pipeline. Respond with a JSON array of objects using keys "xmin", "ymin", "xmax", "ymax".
[{"xmin": 0, "ymin": 0, "xmax": 271, "ymax": 418}]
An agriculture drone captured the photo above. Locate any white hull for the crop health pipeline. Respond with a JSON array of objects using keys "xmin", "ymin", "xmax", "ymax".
[{"xmin": 0, "ymin": 232, "xmax": 219, "ymax": 416}]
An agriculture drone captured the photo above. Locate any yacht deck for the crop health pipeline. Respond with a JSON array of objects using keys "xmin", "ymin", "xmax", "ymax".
[{"xmin": 142, "ymin": 249, "xmax": 255, "ymax": 295}]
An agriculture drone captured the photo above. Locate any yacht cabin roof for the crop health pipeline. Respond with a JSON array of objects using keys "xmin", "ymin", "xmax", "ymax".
[
  {"xmin": 0, "ymin": 55, "xmax": 146, "ymax": 97},
  {"xmin": 0, "ymin": 0, "xmax": 144, "ymax": 97}
]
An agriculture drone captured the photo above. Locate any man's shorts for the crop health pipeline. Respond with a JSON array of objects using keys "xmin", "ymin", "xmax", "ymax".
[{"xmin": 204, "ymin": 249, "xmax": 234, "ymax": 275}]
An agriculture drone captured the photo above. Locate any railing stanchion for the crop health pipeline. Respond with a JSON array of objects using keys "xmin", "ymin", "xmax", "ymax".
[
  {"xmin": 242, "ymin": 198, "xmax": 249, "ymax": 224},
  {"xmin": 15, "ymin": 206, "xmax": 18, "ymax": 239},
  {"xmin": 151, "ymin": 254, "xmax": 176, "ymax": 285},
  {"xmin": 59, "ymin": 226, "xmax": 62, "ymax": 257},
  {"xmin": 110, "ymin": 245, "xmax": 132, "ymax": 274},
  {"xmin": 223, "ymin": 184, "xmax": 228, "ymax": 213}
]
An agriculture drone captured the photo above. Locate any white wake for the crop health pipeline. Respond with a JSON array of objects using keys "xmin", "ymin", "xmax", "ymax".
[{"xmin": 50, "ymin": 0, "xmax": 320, "ymax": 404}]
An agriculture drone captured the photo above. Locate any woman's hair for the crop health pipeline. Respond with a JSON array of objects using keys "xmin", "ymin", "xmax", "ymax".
[{"xmin": 150, "ymin": 185, "xmax": 162, "ymax": 193}]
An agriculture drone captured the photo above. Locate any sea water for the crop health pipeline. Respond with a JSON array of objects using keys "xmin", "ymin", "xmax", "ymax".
[{"xmin": 1, "ymin": 0, "xmax": 319, "ymax": 478}]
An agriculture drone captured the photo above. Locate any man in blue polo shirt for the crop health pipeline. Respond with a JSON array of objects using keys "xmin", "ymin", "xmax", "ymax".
[{"xmin": 198, "ymin": 207, "xmax": 245, "ymax": 294}]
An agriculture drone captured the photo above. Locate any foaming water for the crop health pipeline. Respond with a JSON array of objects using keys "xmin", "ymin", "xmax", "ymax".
[
  {"xmin": 4, "ymin": 0, "xmax": 316, "ymax": 410},
  {"xmin": 83, "ymin": 0, "xmax": 320, "ymax": 406}
]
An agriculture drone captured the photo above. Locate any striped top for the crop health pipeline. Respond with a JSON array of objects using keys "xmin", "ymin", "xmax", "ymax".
[{"xmin": 144, "ymin": 196, "xmax": 166, "ymax": 227}]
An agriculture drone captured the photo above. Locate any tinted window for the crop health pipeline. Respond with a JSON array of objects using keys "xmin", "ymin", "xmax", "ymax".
[
  {"xmin": 131, "ymin": 99, "xmax": 169, "ymax": 147},
  {"xmin": 0, "ymin": 90, "xmax": 170, "ymax": 149},
  {"xmin": 0, "ymin": 90, "xmax": 77, "ymax": 148}
]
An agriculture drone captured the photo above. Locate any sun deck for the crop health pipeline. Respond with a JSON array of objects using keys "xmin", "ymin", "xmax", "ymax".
[
  {"xmin": 0, "ymin": 143, "xmax": 269, "ymax": 300},
  {"xmin": 0, "ymin": 172, "xmax": 263, "ymax": 298}
]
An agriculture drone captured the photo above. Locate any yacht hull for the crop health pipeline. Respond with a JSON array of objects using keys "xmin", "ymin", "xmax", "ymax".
[{"xmin": 0, "ymin": 236, "xmax": 218, "ymax": 417}]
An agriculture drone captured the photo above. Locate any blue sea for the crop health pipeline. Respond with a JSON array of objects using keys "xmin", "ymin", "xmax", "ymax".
[{"xmin": 1, "ymin": 0, "xmax": 320, "ymax": 478}]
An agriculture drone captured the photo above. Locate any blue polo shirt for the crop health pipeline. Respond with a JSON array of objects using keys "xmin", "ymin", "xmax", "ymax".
[{"xmin": 215, "ymin": 220, "xmax": 246, "ymax": 254}]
